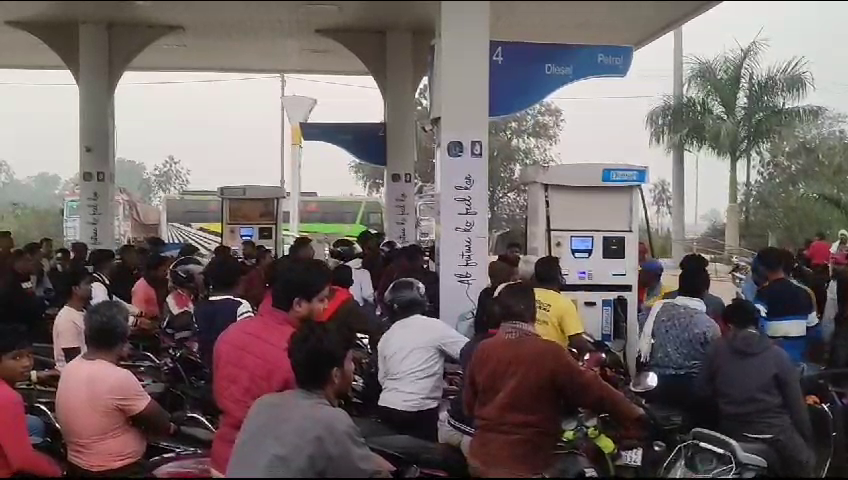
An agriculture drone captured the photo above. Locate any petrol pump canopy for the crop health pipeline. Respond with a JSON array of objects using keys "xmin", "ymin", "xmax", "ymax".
[{"xmin": 0, "ymin": 1, "xmax": 719, "ymax": 74}]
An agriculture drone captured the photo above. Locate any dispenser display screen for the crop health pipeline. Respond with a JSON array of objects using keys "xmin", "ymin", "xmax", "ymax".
[
  {"xmin": 239, "ymin": 227, "xmax": 255, "ymax": 240},
  {"xmin": 258, "ymin": 226, "xmax": 273, "ymax": 240},
  {"xmin": 570, "ymin": 236, "xmax": 594, "ymax": 258}
]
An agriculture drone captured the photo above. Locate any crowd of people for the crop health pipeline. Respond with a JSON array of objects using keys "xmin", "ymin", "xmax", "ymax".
[{"xmin": 0, "ymin": 226, "xmax": 836, "ymax": 478}]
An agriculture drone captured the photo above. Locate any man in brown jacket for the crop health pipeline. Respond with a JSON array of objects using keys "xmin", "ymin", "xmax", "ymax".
[{"xmin": 464, "ymin": 282, "xmax": 645, "ymax": 477}]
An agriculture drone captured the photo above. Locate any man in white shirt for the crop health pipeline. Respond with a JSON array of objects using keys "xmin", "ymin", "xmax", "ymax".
[
  {"xmin": 346, "ymin": 257, "xmax": 375, "ymax": 307},
  {"xmin": 377, "ymin": 278, "xmax": 468, "ymax": 441},
  {"xmin": 53, "ymin": 270, "xmax": 91, "ymax": 368},
  {"xmin": 330, "ymin": 239, "xmax": 375, "ymax": 308}
]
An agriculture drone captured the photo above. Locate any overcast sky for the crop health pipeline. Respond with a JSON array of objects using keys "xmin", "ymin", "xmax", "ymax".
[{"xmin": 0, "ymin": 1, "xmax": 845, "ymax": 225}]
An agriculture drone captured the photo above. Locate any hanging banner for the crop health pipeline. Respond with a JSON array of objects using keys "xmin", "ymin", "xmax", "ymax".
[
  {"xmin": 489, "ymin": 41, "xmax": 633, "ymax": 118},
  {"xmin": 301, "ymin": 122, "xmax": 387, "ymax": 167}
]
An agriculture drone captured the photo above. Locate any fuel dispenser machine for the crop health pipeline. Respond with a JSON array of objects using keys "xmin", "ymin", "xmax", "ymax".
[
  {"xmin": 218, "ymin": 185, "xmax": 286, "ymax": 257},
  {"xmin": 521, "ymin": 163, "xmax": 648, "ymax": 374}
]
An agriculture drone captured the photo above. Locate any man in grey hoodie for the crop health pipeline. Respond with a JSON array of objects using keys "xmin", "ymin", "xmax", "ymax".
[{"xmin": 696, "ymin": 299, "xmax": 814, "ymax": 477}]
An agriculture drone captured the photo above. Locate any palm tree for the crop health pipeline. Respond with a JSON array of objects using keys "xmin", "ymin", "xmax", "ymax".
[
  {"xmin": 650, "ymin": 179, "xmax": 672, "ymax": 232},
  {"xmin": 645, "ymin": 37, "xmax": 824, "ymax": 252}
]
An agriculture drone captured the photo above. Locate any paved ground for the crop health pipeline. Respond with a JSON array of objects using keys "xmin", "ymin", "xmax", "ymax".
[{"xmin": 663, "ymin": 262, "xmax": 737, "ymax": 304}]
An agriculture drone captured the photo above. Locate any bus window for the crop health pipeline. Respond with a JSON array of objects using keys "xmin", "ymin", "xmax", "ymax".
[
  {"xmin": 165, "ymin": 198, "xmax": 221, "ymax": 224},
  {"xmin": 362, "ymin": 201, "xmax": 384, "ymax": 231},
  {"xmin": 301, "ymin": 201, "xmax": 360, "ymax": 225}
]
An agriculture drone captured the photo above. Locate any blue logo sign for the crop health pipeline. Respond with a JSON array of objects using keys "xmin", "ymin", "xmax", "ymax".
[
  {"xmin": 601, "ymin": 168, "xmax": 648, "ymax": 185},
  {"xmin": 301, "ymin": 123, "xmax": 386, "ymax": 167},
  {"xmin": 447, "ymin": 141, "xmax": 464, "ymax": 158},
  {"xmin": 490, "ymin": 41, "xmax": 633, "ymax": 118}
]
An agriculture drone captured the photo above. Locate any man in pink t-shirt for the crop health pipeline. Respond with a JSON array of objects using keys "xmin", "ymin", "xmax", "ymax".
[
  {"xmin": 132, "ymin": 254, "xmax": 170, "ymax": 323},
  {"xmin": 55, "ymin": 301, "xmax": 175, "ymax": 476}
]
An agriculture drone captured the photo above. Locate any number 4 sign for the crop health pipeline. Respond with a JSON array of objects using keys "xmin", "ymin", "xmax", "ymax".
[{"xmin": 492, "ymin": 45, "xmax": 503, "ymax": 64}]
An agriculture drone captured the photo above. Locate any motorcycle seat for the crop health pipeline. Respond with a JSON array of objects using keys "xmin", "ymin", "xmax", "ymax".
[
  {"xmin": 645, "ymin": 403, "xmax": 687, "ymax": 429},
  {"xmin": 690, "ymin": 428, "xmax": 769, "ymax": 469},
  {"xmin": 735, "ymin": 440, "xmax": 777, "ymax": 469},
  {"xmin": 366, "ymin": 435, "xmax": 468, "ymax": 477},
  {"xmin": 353, "ymin": 417, "xmax": 398, "ymax": 439},
  {"xmin": 179, "ymin": 426, "xmax": 215, "ymax": 445}
]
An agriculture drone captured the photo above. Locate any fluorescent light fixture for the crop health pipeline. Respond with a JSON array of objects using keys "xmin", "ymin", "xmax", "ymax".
[{"xmin": 299, "ymin": 4, "xmax": 341, "ymax": 14}]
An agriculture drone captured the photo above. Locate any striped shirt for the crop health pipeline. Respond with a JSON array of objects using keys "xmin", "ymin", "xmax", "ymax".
[{"xmin": 754, "ymin": 278, "xmax": 818, "ymax": 364}]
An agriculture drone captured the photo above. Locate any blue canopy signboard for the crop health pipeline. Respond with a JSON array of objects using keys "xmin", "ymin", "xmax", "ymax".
[
  {"xmin": 488, "ymin": 41, "xmax": 634, "ymax": 118},
  {"xmin": 301, "ymin": 122, "xmax": 387, "ymax": 167},
  {"xmin": 429, "ymin": 41, "xmax": 634, "ymax": 119}
]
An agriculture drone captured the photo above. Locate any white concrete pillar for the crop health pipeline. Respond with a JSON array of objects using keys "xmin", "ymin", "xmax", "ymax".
[
  {"xmin": 78, "ymin": 24, "xmax": 116, "ymax": 249},
  {"xmin": 434, "ymin": 1, "xmax": 490, "ymax": 329},
  {"xmin": 7, "ymin": 21, "xmax": 179, "ymax": 250},
  {"xmin": 384, "ymin": 31, "xmax": 418, "ymax": 246}
]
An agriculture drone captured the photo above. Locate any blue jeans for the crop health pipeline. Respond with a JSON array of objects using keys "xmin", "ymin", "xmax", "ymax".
[{"xmin": 26, "ymin": 414, "xmax": 45, "ymax": 445}]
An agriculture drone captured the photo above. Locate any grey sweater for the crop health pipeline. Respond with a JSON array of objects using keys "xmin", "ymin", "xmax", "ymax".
[{"xmin": 695, "ymin": 329, "xmax": 813, "ymax": 442}]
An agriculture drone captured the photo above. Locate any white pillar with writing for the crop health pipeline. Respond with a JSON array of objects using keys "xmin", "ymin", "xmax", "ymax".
[
  {"xmin": 434, "ymin": 1, "xmax": 490, "ymax": 330},
  {"xmin": 384, "ymin": 30, "xmax": 417, "ymax": 245},
  {"xmin": 78, "ymin": 23, "xmax": 115, "ymax": 250},
  {"xmin": 8, "ymin": 22, "xmax": 177, "ymax": 250}
]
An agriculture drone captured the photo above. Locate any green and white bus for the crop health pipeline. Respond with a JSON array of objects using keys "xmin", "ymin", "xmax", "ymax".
[{"xmin": 161, "ymin": 191, "xmax": 384, "ymax": 253}]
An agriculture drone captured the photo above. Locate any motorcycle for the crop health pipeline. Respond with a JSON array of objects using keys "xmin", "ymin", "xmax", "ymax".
[
  {"xmin": 360, "ymin": 421, "xmax": 470, "ymax": 478},
  {"xmin": 121, "ymin": 344, "xmax": 218, "ymax": 422},
  {"xmin": 729, "ymin": 256, "xmax": 751, "ymax": 297},
  {"xmin": 658, "ymin": 375, "xmax": 836, "ymax": 477}
]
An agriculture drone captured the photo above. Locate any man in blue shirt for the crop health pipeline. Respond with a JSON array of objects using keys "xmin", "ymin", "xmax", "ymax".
[{"xmin": 752, "ymin": 247, "xmax": 819, "ymax": 365}]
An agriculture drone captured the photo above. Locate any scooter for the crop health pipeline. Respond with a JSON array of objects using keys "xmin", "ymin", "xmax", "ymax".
[{"xmin": 657, "ymin": 379, "xmax": 836, "ymax": 477}]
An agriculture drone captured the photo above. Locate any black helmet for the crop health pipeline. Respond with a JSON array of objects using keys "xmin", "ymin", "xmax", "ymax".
[
  {"xmin": 330, "ymin": 238, "xmax": 361, "ymax": 263},
  {"xmin": 380, "ymin": 240, "xmax": 399, "ymax": 255},
  {"xmin": 170, "ymin": 256, "xmax": 204, "ymax": 290},
  {"xmin": 384, "ymin": 278, "xmax": 428, "ymax": 317}
]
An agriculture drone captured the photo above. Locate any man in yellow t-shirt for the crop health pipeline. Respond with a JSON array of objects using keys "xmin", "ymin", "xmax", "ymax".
[{"xmin": 532, "ymin": 256, "xmax": 591, "ymax": 353}]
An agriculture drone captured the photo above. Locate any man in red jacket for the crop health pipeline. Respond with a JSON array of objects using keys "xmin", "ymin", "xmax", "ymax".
[
  {"xmin": 210, "ymin": 259, "xmax": 332, "ymax": 477},
  {"xmin": 465, "ymin": 282, "xmax": 645, "ymax": 478}
]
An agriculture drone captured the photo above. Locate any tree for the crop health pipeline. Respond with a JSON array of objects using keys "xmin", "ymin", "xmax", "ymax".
[
  {"xmin": 700, "ymin": 208, "xmax": 723, "ymax": 226},
  {"xmin": 150, "ymin": 155, "xmax": 191, "ymax": 204},
  {"xmin": 350, "ymin": 84, "xmax": 438, "ymax": 195},
  {"xmin": 650, "ymin": 178, "xmax": 673, "ymax": 232},
  {"xmin": 116, "ymin": 158, "xmax": 154, "ymax": 204},
  {"xmin": 645, "ymin": 36, "xmax": 824, "ymax": 251},
  {"xmin": 0, "ymin": 204, "xmax": 63, "ymax": 245},
  {"xmin": 0, "ymin": 161, "xmax": 63, "ymax": 209},
  {"xmin": 349, "ymin": 83, "xmax": 565, "ymax": 233},
  {"xmin": 747, "ymin": 111, "xmax": 848, "ymax": 247}
]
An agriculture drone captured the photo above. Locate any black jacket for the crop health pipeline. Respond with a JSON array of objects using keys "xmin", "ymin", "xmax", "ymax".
[
  {"xmin": 0, "ymin": 269, "xmax": 45, "ymax": 336},
  {"xmin": 447, "ymin": 331, "xmax": 495, "ymax": 434},
  {"xmin": 696, "ymin": 328, "xmax": 813, "ymax": 442},
  {"xmin": 111, "ymin": 262, "xmax": 139, "ymax": 304}
]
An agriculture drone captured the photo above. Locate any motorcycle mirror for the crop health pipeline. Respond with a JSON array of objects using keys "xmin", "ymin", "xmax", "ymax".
[{"xmin": 630, "ymin": 371, "xmax": 659, "ymax": 393}]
